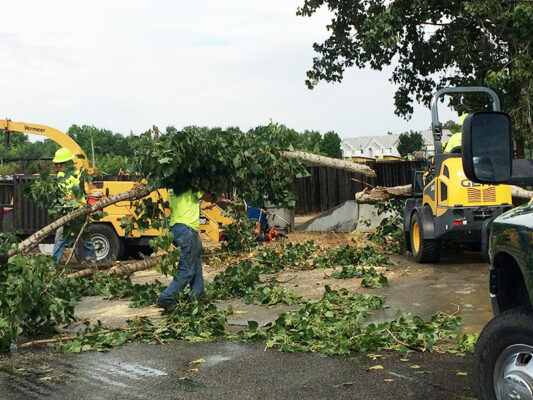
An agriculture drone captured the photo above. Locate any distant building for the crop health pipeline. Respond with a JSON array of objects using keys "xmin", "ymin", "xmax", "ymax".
[{"xmin": 341, "ymin": 129, "xmax": 452, "ymax": 160}]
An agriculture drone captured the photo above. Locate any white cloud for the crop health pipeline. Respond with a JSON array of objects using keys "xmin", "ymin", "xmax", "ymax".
[{"xmin": 0, "ymin": 0, "xmax": 457, "ymax": 139}]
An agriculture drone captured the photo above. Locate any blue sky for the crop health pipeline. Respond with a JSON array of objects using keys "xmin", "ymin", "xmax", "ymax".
[{"xmin": 0, "ymin": 1, "xmax": 457, "ymax": 140}]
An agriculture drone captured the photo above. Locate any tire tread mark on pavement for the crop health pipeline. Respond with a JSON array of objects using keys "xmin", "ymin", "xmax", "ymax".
[{"xmin": 0, "ymin": 368, "xmax": 52, "ymax": 398}]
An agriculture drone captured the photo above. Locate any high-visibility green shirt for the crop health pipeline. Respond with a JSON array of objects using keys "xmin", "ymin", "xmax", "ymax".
[
  {"xmin": 444, "ymin": 132, "xmax": 462, "ymax": 152},
  {"xmin": 168, "ymin": 189, "xmax": 204, "ymax": 231},
  {"xmin": 57, "ymin": 170, "xmax": 85, "ymax": 204}
]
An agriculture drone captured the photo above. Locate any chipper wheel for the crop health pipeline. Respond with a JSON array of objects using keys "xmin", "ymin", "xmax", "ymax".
[{"xmin": 410, "ymin": 212, "xmax": 442, "ymax": 263}]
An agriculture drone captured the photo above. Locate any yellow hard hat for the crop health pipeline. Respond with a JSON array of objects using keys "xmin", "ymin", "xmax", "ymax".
[
  {"xmin": 458, "ymin": 113, "xmax": 469, "ymax": 126},
  {"xmin": 53, "ymin": 148, "xmax": 74, "ymax": 163}
]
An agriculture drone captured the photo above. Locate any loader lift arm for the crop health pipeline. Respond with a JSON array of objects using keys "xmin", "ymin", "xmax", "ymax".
[{"xmin": 1, "ymin": 119, "xmax": 97, "ymax": 174}]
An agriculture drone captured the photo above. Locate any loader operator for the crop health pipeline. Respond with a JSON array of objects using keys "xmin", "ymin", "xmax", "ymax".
[
  {"xmin": 157, "ymin": 189, "xmax": 213, "ymax": 310},
  {"xmin": 51, "ymin": 148, "xmax": 97, "ymax": 264},
  {"xmin": 444, "ymin": 113, "xmax": 469, "ymax": 153}
]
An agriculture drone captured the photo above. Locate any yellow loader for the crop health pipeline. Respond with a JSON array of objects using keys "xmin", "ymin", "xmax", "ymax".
[{"xmin": 403, "ymin": 87, "xmax": 513, "ymax": 263}]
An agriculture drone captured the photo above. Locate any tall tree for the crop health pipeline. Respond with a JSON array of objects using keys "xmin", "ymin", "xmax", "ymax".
[
  {"xmin": 67, "ymin": 125, "xmax": 132, "ymax": 158},
  {"xmin": 299, "ymin": 130, "xmax": 323, "ymax": 153},
  {"xmin": 319, "ymin": 131, "xmax": 342, "ymax": 158},
  {"xmin": 443, "ymin": 120, "xmax": 460, "ymax": 134},
  {"xmin": 396, "ymin": 131, "xmax": 424, "ymax": 157},
  {"xmin": 298, "ymin": 0, "xmax": 533, "ymax": 154}
]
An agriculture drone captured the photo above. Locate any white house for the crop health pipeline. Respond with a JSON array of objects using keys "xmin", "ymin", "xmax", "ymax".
[{"xmin": 341, "ymin": 129, "xmax": 452, "ymax": 159}]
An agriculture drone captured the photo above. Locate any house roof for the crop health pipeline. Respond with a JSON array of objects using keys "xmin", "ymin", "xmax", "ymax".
[
  {"xmin": 341, "ymin": 129, "xmax": 453, "ymax": 150},
  {"xmin": 342, "ymin": 137, "xmax": 370, "ymax": 150}
]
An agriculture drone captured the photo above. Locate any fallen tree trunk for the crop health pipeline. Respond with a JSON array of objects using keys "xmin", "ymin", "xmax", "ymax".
[
  {"xmin": 7, "ymin": 184, "xmax": 148, "ymax": 258},
  {"xmin": 511, "ymin": 185, "xmax": 533, "ymax": 199},
  {"xmin": 66, "ymin": 256, "xmax": 161, "ymax": 279},
  {"xmin": 355, "ymin": 184, "xmax": 533, "ymax": 204},
  {"xmin": 282, "ymin": 151, "xmax": 377, "ymax": 178},
  {"xmin": 355, "ymin": 185, "xmax": 412, "ymax": 204}
]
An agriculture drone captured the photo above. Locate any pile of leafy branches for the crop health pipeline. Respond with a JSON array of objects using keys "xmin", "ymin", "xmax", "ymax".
[
  {"xmin": 0, "ymin": 238, "xmax": 80, "ymax": 353},
  {"xmin": 207, "ymin": 260, "xmax": 301, "ymax": 306},
  {"xmin": 74, "ymin": 273, "xmax": 165, "ymax": 309},
  {"xmin": 256, "ymin": 240, "xmax": 324, "ymax": 271},
  {"xmin": 257, "ymin": 241, "xmax": 390, "ymax": 270},
  {"xmin": 130, "ymin": 125, "xmax": 308, "ymax": 208},
  {"xmin": 51, "ymin": 286, "xmax": 473, "ymax": 356},
  {"xmin": 243, "ymin": 282, "xmax": 301, "ymax": 306},
  {"xmin": 238, "ymin": 286, "xmax": 465, "ymax": 354},
  {"xmin": 326, "ymin": 244, "xmax": 391, "ymax": 267},
  {"xmin": 220, "ymin": 208, "xmax": 258, "ymax": 253},
  {"xmin": 255, "ymin": 241, "xmax": 389, "ymax": 287},
  {"xmin": 209, "ymin": 260, "xmax": 262, "ymax": 300},
  {"xmin": 54, "ymin": 294, "xmax": 228, "ymax": 353},
  {"xmin": 331, "ymin": 266, "xmax": 388, "ymax": 288},
  {"xmin": 365, "ymin": 199, "xmax": 406, "ymax": 255}
]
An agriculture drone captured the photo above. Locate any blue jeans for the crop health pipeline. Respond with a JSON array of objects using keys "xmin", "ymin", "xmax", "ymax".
[
  {"xmin": 52, "ymin": 226, "xmax": 97, "ymax": 264},
  {"xmin": 157, "ymin": 223, "xmax": 204, "ymax": 306}
]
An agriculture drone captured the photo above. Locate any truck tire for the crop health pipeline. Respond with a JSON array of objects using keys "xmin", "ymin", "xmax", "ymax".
[
  {"xmin": 410, "ymin": 212, "xmax": 442, "ymax": 263},
  {"xmin": 75, "ymin": 224, "xmax": 124, "ymax": 263},
  {"xmin": 474, "ymin": 308, "xmax": 533, "ymax": 400}
]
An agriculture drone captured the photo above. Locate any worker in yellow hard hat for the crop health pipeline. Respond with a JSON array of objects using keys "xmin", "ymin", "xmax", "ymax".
[
  {"xmin": 444, "ymin": 113, "xmax": 469, "ymax": 153},
  {"xmin": 52, "ymin": 148, "xmax": 96, "ymax": 264}
]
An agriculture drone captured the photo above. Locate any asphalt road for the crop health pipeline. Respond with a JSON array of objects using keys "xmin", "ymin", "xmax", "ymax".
[
  {"xmin": 0, "ymin": 246, "xmax": 488, "ymax": 399},
  {"xmin": 0, "ymin": 340, "xmax": 476, "ymax": 400}
]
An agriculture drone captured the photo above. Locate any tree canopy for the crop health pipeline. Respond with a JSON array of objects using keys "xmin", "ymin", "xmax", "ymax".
[
  {"xmin": 319, "ymin": 131, "xmax": 342, "ymax": 158},
  {"xmin": 1, "ymin": 123, "xmax": 342, "ymax": 176},
  {"xmin": 298, "ymin": 0, "xmax": 533, "ymax": 151},
  {"xmin": 131, "ymin": 125, "xmax": 308, "ymax": 207},
  {"xmin": 396, "ymin": 130, "xmax": 424, "ymax": 157}
]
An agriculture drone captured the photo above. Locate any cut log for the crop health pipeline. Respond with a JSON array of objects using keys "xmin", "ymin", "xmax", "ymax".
[
  {"xmin": 511, "ymin": 185, "xmax": 533, "ymax": 200},
  {"xmin": 7, "ymin": 184, "xmax": 148, "ymax": 259},
  {"xmin": 355, "ymin": 185, "xmax": 411, "ymax": 204},
  {"xmin": 281, "ymin": 151, "xmax": 376, "ymax": 178},
  {"xmin": 66, "ymin": 256, "xmax": 161, "ymax": 279}
]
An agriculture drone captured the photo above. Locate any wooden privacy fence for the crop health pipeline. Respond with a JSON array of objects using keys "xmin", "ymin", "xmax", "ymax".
[{"xmin": 294, "ymin": 160, "xmax": 425, "ymax": 214}]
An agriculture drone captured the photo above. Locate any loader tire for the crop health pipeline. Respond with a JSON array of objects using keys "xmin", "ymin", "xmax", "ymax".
[{"xmin": 410, "ymin": 212, "xmax": 442, "ymax": 263}]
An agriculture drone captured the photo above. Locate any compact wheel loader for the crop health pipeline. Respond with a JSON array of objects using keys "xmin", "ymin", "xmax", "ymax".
[{"xmin": 403, "ymin": 87, "xmax": 513, "ymax": 263}]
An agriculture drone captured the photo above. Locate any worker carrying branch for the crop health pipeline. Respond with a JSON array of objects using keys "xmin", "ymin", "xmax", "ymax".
[
  {"xmin": 157, "ymin": 189, "xmax": 213, "ymax": 309},
  {"xmin": 51, "ymin": 148, "xmax": 97, "ymax": 264}
]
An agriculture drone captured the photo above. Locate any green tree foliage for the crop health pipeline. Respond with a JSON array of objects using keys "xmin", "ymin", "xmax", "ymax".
[
  {"xmin": 97, "ymin": 155, "xmax": 129, "ymax": 176},
  {"xmin": 0, "ymin": 131, "xmax": 58, "ymax": 174},
  {"xmin": 2, "ymin": 123, "xmax": 343, "ymax": 175},
  {"xmin": 443, "ymin": 120, "xmax": 461, "ymax": 134},
  {"xmin": 298, "ymin": 0, "xmax": 533, "ymax": 151},
  {"xmin": 131, "ymin": 124, "xmax": 308, "ymax": 208},
  {"xmin": 248, "ymin": 124, "xmax": 341, "ymax": 157},
  {"xmin": 67, "ymin": 125, "xmax": 136, "ymax": 175},
  {"xmin": 396, "ymin": 130, "xmax": 424, "ymax": 157},
  {"xmin": 67, "ymin": 125, "xmax": 132, "ymax": 157},
  {"xmin": 299, "ymin": 130, "xmax": 323, "ymax": 153},
  {"xmin": 319, "ymin": 131, "xmax": 342, "ymax": 158}
]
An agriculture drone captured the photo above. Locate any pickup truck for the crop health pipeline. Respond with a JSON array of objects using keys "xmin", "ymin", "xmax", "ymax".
[{"xmin": 462, "ymin": 109, "xmax": 533, "ymax": 399}]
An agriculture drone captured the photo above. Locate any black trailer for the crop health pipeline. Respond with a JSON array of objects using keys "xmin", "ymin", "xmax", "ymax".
[{"xmin": 0, "ymin": 175, "xmax": 51, "ymax": 240}]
